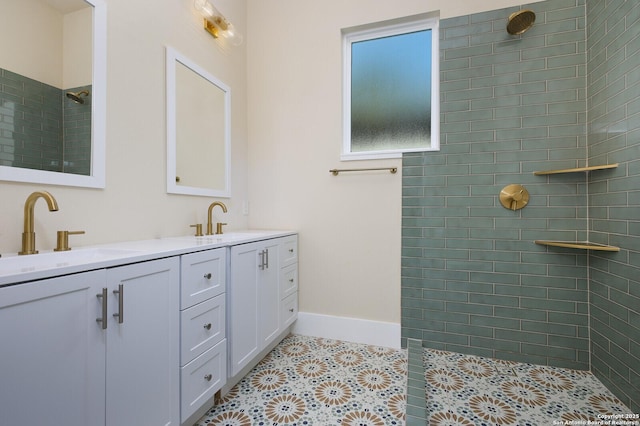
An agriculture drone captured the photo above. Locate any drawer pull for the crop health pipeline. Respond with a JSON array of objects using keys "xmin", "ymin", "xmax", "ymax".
[
  {"xmin": 289, "ymin": 308, "xmax": 295, "ymax": 313},
  {"xmin": 204, "ymin": 273, "xmax": 212, "ymax": 280},
  {"xmin": 204, "ymin": 323, "xmax": 212, "ymax": 330},
  {"xmin": 204, "ymin": 374, "xmax": 212, "ymax": 382},
  {"xmin": 289, "ymin": 278, "xmax": 294, "ymax": 283},
  {"xmin": 289, "ymin": 248, "xmax": 294, "ymax": 253}
]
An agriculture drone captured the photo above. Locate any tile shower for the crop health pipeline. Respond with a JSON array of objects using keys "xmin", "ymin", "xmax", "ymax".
[
  {"xmin": 401, "ymin": 0, "xmax": 640, "ymax": 421},
  {"xmin": 0, "ymin": 68, "xmax": 91, "ymax": 175}
]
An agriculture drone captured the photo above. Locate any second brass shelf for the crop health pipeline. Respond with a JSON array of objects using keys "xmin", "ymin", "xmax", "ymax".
[
  {"xmin": 533, "ymin": 163, "xmax": 618, "ymax": 175},
  {"xmin": 535, "ymin": 240, "xmax": 620, "ymax": 252}
]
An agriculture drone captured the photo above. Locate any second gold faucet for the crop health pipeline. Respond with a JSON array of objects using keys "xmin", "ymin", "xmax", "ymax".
[
  {"xmin": 20, "ymin": 191, "xmax": 59, "ymax": 255},
  {"xmin": 207, "ymin": 201, "xmax": 227, "ymax": 235}
]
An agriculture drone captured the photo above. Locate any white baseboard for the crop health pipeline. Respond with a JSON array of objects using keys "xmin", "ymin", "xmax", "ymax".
[{"xmin": 291, "ymin": 312, "xmax": 401, "ymax": 349}]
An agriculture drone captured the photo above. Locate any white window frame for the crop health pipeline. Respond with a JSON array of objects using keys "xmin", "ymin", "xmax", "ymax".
[{"xmin": 342, "ymin": 14, "xmax": 440, "ymax": 161}]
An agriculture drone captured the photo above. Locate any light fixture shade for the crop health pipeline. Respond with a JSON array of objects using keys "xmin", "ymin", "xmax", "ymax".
[
  {"xmin": 194, "ymin": 0, "xmax": 243, "ymax": 46},
  {"xmin": 219, "ymin": 23, "xmax": 243, "ymax": 46},
  {"xmin": 194, "ymin": 0, "xmax": 217, "ymax": 18}
]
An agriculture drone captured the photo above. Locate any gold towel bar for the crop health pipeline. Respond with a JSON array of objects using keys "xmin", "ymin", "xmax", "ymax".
[{"xmin": 329, "ymin": 167, "xmax": 397, "ymax": 176}]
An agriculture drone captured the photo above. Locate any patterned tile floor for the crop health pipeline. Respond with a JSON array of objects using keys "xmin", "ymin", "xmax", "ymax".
[
  {"xmin": 194, "ymin": 334, "xmax": 407, "ymax": 426},
  {"xmin": 424, "ymin": 348, "xmax": 634, "ymax": 425},
  {"xmin": 193, "ymin": 335, "xmax": 634, "ymax": 425}
]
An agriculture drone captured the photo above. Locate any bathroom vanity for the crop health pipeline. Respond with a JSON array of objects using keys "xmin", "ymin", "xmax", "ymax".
[{"xmin": 0, "ymin": 231, "xmax": 298, "ymax": 426}]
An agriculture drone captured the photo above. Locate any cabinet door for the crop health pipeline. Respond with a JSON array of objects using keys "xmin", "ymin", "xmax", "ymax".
[
  {"xmin": 105, "ymin": 258, "xmax": 180, "ymax": 426},
  {"xmin": 229, "ymin": 241, "xmax": 260, "ymax": 376},
  {"xmin": 0, "ymin": 270, "xmax": 106, "ymax": 426},
  {"xmin": 258, "ymin": 240, "xmax": 280, "ymax": 348},
  {"xmin": 229, "ymin": 238, "xmax": 283, "ymax": 377}
]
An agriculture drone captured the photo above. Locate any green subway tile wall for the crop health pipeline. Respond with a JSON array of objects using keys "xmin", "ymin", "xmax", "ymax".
[
  {"xmin": 63, "ymin": 85, "xmax": 92, "ymax": 176},
  {"xmin": 586, "ymin": 0, "xmax": 640, "ymax": 413},
  {"xmin": 402, "ymin": 0, "xmax": 590, "ymax": 369},
  {"xmin": 0, "ymin": 69, "xmax": 91, "ymax": 175},
  {"xmin": 0, "ymin": 68, "xmax": 63, "ymax": 171},
  {"xmin": 402, "ymin": 0, "xmax": 638, "ymax": 413}
]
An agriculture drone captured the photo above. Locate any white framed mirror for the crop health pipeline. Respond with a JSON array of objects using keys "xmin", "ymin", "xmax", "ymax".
[
  {"xmin": 166, "ymin": 47, "xmax": 231, "ymax": 197},
  {"xmin": 0, "ymin": 0, "xmax": 106, "ymax": 188}
]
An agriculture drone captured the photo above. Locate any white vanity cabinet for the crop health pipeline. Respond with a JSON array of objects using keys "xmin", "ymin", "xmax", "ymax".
[
  {"xmin": 228, "ymin": 235, "xmax": 298, "ymax": 378},
  {"xmin": 105, "ymin": 258, "xmax": 180, "ymax": 426},
  {"xmin": 0, "ymin": 257, "xmax": 180, "ymax": 426},
  {"xmin": 0, "ymin": 230, "xmax": 297, "ymax": 426},
  {"xmin": 0, "ymin": 270, "xmax": 106, "ymax": 426},
  {"xmin": 279, "ymin": 237, "xmax": 299, "ymax": 328},
  {"xmin": 179, "ymin": 248, "xmax": 227, "ymax": 424}
]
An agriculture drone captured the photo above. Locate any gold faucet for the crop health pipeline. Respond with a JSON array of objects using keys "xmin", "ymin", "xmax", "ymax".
[
  {"xmin": 207, "ymin": 201, "xmax": 227, "ymax": 235},
  {"xmin": 19, "ymin": 191, "xmax": 59, "ymax": 255}
]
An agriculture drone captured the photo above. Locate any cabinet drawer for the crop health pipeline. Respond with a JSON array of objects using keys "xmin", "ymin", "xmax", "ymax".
[
  {"xmin": 280, "ymin": 292, "xmax": 298, "ymax": 329},
  {"xmin": 181, "ymin": 248, "xmax": 226, "ymax": 309},
  {"xmin": 181, "ymin": 294, "xmax": 225, "ymax": 365},
  {"xmin": 280, "ymin": 264, "xmax": 298, "ymax": 299},
  {"xmin": 280, "ymin": 235, "xmax": 298, "ymax": 267},
  {"xmin": 180, "ymin": 339, "xmax": 226, "ymax": 423}
]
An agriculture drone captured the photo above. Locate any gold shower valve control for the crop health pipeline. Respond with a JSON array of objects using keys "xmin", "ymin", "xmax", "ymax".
[
  {"xmin": 54, "ymin": 230, "xmax": 86, "ymax": 251},
  {"xmin": 499, "ymin": 184, "xmax": 530, "ymax": 211}
]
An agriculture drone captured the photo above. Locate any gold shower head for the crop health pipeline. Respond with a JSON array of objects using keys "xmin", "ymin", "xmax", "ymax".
[
  {"xmin": 66, "ymin": 90, "xmax": 90, "ymax": 104},
  {"xmin": 506, "ymin": 9, "xmax": 536, "ymax": 35}
]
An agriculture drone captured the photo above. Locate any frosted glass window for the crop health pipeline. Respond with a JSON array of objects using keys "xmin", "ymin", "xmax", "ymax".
[{"xmin": 342, "ymin": 15, "xmax": 439, "ymax": 160}]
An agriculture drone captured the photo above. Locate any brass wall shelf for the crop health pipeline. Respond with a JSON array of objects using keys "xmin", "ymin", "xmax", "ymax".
[
  {"xmin": 533, "ymin": 163, "xmax": 618, "ymax": 175},
  {"xmin": 535, "ymin": 240, "xmax": 620, "ymax": 252},
  {"xmin": 533, "ymin": 163, "xmax": 620, "ymax": 252}
]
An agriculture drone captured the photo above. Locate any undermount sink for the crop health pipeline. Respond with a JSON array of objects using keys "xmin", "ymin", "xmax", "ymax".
[{"xmin": 0, "ymin": 248, "xmax": 143, "ymax": 278}]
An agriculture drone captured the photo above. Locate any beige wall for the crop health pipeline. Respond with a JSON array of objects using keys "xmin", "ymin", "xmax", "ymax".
[
  {"xmin": 0, "ymin": 0, "xmax": 248, "ymax": 254},
  {"xmin": 2, "ymin": 0, "xmax": 63, "ymax": 87},
  {"xmin": 63, "ymin": 7, "xmax": 93, "ymax": 88},
  {"xmin": 246, "ymin": 0, "xmax": 545, "ymax": 325},
  {"xmin": 2, "ymin": 0, "xmax": 543, "ymax": 327}
]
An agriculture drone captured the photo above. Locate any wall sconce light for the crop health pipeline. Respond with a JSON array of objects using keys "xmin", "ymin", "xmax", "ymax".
[{"xmin": 194, "ymin": 0, "xmax": 243, "ymax": 46}]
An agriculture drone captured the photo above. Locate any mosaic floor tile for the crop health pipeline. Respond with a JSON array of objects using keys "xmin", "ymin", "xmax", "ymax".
[
  {"xmin": 194, "ymin": 334, "xmax": 407, "ymax": 426},
  {"xmin": 424, "ymin": 348, "xmax": 633, "ymax": 426},
  {"xmin": 192, "ymin": 337, "xmax": 632, "ymax": 425}
]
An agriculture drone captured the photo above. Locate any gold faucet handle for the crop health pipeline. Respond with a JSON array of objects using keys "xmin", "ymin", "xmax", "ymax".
[
  {"xmin": 54, "ymin": 230, "xmax": 85, "ymax": 252},
  {"xmin": 215, "ymin": 222, "xmax": 227, "ymax": 235},
  {"xmin": 190, "ymin": 224, "xmax": 204, "ymax": 236}
]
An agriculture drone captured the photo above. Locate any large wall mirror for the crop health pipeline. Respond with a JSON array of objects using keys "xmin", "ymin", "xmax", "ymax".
[
  {"xmin": 0, "ymin": 0, "xmax": 106, "ymax": 188},
  {"xmin": 166, "ymin": 47, "xmax": 231, "ymax": 197}
]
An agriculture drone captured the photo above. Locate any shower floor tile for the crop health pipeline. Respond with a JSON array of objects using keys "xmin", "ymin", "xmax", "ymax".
[{"xmin": 424, "ymin": 348, "xmax": 633, "ymax": 425}]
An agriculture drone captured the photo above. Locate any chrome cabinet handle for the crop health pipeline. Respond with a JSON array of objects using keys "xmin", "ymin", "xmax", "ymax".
[
  {"xmin": 204, "ymin": 272, "xmax": 212, "ymax": 280},
  {"xmin": 96, "ymin": 288, "xmax": 108, "ymax": 330},
  {"xmin": 204, "ymin": 323, "xmax": 212, "ymax": 330},
  {"xmin": 204, "ymin": 374, "xmax": 212, "ymax": 382},
  {"xmin": 258, "ymin": 249, "xmax": 271, "ymax": 270},
  {"xmin": 113, "ymin": 284, "xmax": 124, "ymax": 324}
]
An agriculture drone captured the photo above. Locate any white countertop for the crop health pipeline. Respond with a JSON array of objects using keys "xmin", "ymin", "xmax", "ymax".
[{"xmin": 0, "ymin": 230, "xmax": 296, "ymax": 287}]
